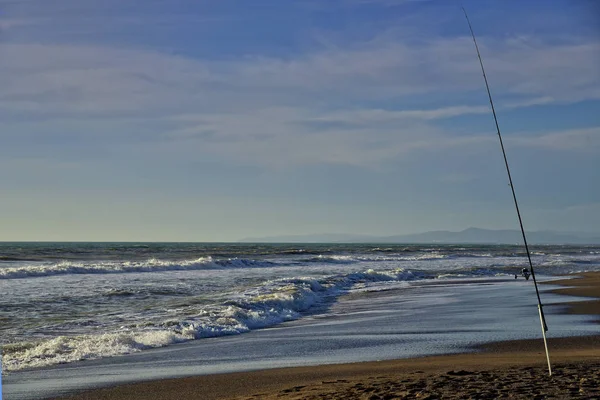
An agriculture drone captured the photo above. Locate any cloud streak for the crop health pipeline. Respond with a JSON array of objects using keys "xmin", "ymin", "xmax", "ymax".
[
  {"xmin": 510, "ymin": 127, "xmax": 600, "ymax": 152},
  {"xmin": 1, "ymin": 3, "xmax": 599, "ymax": 171},
  {"xmin": 1, "ymin": 33, "xmax": 598, "ymax": 115}
]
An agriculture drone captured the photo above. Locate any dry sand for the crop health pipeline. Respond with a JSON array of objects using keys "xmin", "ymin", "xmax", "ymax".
[{"xmin": 55, "ymin": 272, "xmax": 600, "ymax": 400}]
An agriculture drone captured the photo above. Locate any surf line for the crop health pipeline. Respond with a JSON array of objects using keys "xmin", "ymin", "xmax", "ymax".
[{"xmin": 461, "ymin": 8, "xmax": 552, "ymax": 376}]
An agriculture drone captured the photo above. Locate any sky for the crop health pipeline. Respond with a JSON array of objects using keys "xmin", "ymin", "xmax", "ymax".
[{"xmin": 0, "ymin": 0, "xmax": 599, "ymax": 241}]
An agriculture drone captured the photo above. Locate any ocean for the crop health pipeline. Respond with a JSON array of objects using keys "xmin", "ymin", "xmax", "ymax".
[{"xmin": 2, "ymin": 241, "xmax": 599, "ymax": 376}]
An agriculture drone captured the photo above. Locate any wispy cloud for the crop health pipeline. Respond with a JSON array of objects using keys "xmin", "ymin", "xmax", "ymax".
[
  {"xmin": 510, "ymin": 127, "xmax": 600, "ymax": 151},
  {"xmin": 1, "ymin": 35, "xmax": 598, "ymax": 118},
  {"xmin": 0, "ymin": 18, "xmax": 38, "ymax": 31},
  {"xmin": 503, "ymin": 96, "xmax": 556, "ymax": 108},
  {"xmin": 308, "ymin": 105, "xmax": 491, "ymax": 126},
  {"xmin": 162, "ymin": 105, "xmax": 502, "ymax": 168},
  {"xmin": 0, "ymin": 4, "xmax": 598, "ymax": 171}
]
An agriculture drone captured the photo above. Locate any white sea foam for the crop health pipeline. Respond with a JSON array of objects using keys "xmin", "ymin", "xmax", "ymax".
[
  {"xmin": 2, "ymin": 330, "xmax": 188, "ymax": 371},
  {"xmin": 305, "ymin": 253, "xmax": 449, "ymax": 264},
  {"xmin": 306, "ymin": 255, "xmax": 357, "ymax": 264},
  {"xmin": 0, "ymin": 257, "xmax": 274, "ymax": 279},
  {"xmin": 3, "ymin": 278, "xmax": 327, "ymax": 371},
  {"xmin": 397, "ymin": 253, "xmax": 448, "ymax": 261},
  {"xmin": 3, "ymin": 267, "xmax": 426, "ymax": 371}
]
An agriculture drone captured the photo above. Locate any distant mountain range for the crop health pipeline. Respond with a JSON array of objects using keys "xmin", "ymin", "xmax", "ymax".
[{"xmin": 239, "ymin": 228, "xmax": 600, "ymax": 244}]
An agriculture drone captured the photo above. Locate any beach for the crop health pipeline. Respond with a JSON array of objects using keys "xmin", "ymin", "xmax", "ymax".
[
  {"xmin": 47, "ymin": 272, "xmax": 600, "ymax": 400},
  {"xmin": 3, "ymin": 0, "xmax": 598, "ymax": 398},
  {"xmin": 547, "ymin": 272, "xmax": 600, "ymax": 320},
  {"xmin": 51, "ymin": 336, "xmax": 600, "ymax": 400}
]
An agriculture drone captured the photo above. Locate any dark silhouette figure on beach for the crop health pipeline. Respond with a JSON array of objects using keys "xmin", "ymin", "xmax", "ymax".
[{"xmin": 514, "ymin": 268, "xmax": 531, "ymax": 280}]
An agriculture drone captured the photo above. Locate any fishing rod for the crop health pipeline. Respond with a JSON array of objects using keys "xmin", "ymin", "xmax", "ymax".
[{"xmin": 461, "ymin": 7, "xmax": 552, "ymax": 376}]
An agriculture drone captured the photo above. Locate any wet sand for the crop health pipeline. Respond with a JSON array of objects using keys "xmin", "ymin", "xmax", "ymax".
[
  {"xmin": 546, "ymin": 272, "xmax": 600, "ymax": 320},
  {"xmin": 55, "ymin": 272, "xmax": 600, "ymax": 400}
]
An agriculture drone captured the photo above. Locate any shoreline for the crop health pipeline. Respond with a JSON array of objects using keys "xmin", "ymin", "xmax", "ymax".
[
  {"xmin": 53, "ymin": 271, "xmax": 600, "ymax": 400},
  {"xmin": 545, "ymin": 272, "xmax": 600, "ymax": 320},
  {"xmin": 55, "ymin": 336, "xmax": 600, "ymax": 400}
]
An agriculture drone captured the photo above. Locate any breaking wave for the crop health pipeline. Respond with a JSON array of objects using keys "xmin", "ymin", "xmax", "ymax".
[
  {"xmin": 0, "ymin": 257, "xmax": 275, "ymax": 279},
  {"xmin": 3, "ymin": 267, "xmax": 425, "ymax": 371}
]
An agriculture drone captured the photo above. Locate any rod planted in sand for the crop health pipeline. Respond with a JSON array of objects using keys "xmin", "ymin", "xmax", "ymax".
[{"xmin": 461, "ymin": 7, "xmax": 552, "ymax": 376}]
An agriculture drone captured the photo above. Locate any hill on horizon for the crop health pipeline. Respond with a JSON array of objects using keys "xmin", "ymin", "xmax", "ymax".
[{"xmin": 239, "ymin": 227, "xmax": 600, "ymax": 244}]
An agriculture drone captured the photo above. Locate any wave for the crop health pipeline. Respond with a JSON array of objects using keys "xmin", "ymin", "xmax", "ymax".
[
  {"xmin": 4, "ymin": 256, "xmax": 598, "ymax": 371},
  {"xmin": 304, "ymin": 255, "xmax": 358, "ymax": 264},
  {"xmin": 1, "ymin": 331, "xmax": 189, "ymax": 372},
  {"xmin": 2, "ymin": 267, "xmax": 431, "ymax": 371},
  {"xmin": 0, "ymin": 257, "xmax": 275, "ymax": 279},
  {"xmin": 407, "ymin": 253, "xmax": 448, "ymax": 260},
  {"xmin": 0, "ymin": 256, "xmax": 40, "ymax": 261},
  {"xmin": 303, "ymin": 253, "xmax": 452, "ymax": 264},
  {"xmin": 279, "ymin": 249, "xmax": 324, "ymax": 255},
  {"xmin": 10, "ymin": 260, "xmax": 587, "ymax": 372}
]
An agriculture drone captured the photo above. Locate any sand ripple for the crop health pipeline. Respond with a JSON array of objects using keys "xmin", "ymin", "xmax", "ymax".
[{"xmin": 239, "ymin": 362, "xmax": 600, "ymax": 399}]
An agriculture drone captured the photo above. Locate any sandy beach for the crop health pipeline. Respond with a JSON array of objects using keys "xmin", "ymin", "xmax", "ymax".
[
  {"xmin": 51, "ymin": 272, "xmax": 600, "ymax": 400},
  {"xmin": 547, "ymin": 272, "xmax": 600, "ymax": 320}
]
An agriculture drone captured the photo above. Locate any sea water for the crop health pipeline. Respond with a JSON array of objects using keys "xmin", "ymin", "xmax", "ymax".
[{"xmin": 1, "ymin": 242, "xmax": 599, "ymax": 373}]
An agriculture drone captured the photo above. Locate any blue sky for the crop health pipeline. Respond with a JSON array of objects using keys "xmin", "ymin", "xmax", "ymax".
[{"xmin": 1, "ymin": 0, "xmax": 599, "ymax": 241}]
